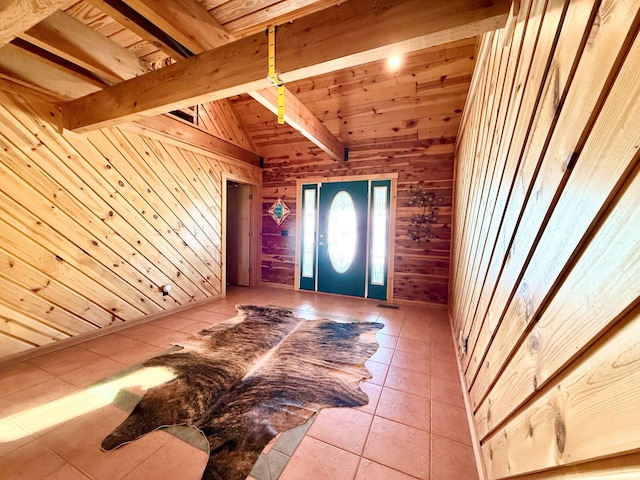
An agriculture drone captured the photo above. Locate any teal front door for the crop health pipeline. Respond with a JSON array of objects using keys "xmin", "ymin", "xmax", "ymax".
[
  {"xmin": 317, "ymin": 181, "xmax": 368, "ymax": 297},
  {"xmin": 299, "ymin": 179, "xmax": 391, "ymax": 299}
]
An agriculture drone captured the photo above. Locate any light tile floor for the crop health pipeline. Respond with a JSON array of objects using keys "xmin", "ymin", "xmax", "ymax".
[{"xmin": 0, "ymin": 287, "xmax": 478, "ymax": 480}]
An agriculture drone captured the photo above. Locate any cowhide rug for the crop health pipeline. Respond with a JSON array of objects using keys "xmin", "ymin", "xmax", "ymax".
[{"xmin": 101, "ymin": 305, "xmax": 383, "ymax": 480}]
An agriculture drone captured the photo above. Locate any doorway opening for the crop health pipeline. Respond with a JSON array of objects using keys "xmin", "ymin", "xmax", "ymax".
[{"xmin": 226, "ymin": 181, "xmax": 252, "ymax": 287}]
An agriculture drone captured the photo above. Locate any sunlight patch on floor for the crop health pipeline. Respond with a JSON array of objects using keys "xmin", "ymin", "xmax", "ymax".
[{"xmin": 0, "ymin": 366, "xmax": 176, "ymax": 442}]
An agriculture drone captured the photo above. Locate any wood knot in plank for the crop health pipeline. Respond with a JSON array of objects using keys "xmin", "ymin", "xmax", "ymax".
[
  {"xmin": 528, "ymin": 329, "xmax": 541, "ymax": 356},
  {"xmin": 518, "ymin": 282, "xmax": 533, "ymax": 322},
  {"xmin": 555, "ymin": 413, "xmax": 566, "ymax": 454},
  {"xmin": 588, "ymin": 8, "xmax": 602, "ymax": 46}
]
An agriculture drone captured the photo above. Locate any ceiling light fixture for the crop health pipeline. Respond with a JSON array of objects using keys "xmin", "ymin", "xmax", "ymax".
[{"xmin": 388, "ymin": 55, "xmax": 402, "ymax": 70}]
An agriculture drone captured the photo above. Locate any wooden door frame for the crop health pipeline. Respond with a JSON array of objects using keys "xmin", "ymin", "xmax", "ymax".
[
  {"xmin": 222, "ymin": 173, "xmax": 261, "ymax": 295},
  {"xmin": 294, "ymin": 173, "xmax": 398, "ymax": 303}
]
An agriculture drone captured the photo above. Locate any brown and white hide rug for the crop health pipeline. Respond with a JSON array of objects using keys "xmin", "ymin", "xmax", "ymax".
[{"xmin": 101, "ymin": 305, "xmax": 383, "ymax": 480}]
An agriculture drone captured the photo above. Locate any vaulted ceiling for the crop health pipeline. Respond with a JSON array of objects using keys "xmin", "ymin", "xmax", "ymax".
[{"xmin": 0, "ymin": 0, "xmax": 510, "ymax": 162}]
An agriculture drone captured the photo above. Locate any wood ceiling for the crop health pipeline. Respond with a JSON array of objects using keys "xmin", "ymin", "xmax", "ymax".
[{"xmin": 0, "ymin": 0, "xmax": 510, "ymax": 162}]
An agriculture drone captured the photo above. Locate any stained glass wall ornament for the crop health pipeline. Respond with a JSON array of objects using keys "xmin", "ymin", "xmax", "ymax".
[{"xmin": 268, "ymin": 197, "xmax": 291, "ymax": 225}]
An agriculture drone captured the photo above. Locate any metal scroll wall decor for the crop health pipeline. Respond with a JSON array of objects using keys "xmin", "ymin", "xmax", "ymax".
[{"xmin": 407, "ymin": 185, "xmax": 442, "ymax": 243}]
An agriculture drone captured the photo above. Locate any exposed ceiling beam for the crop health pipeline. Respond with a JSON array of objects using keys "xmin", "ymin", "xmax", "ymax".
[
  {"xmin": 115, "ymin": 0, "xmax": 262, "ymax": 156},
  {"xmin": 9, "ymin": 38, "xmax": 108, "ymax": 88},
  {"xmin": 121, "ymin": 0, "xmax": 232, "ymax": 53},
  {"xmin": 85, "ymin": 0, "xmax": 191, "ymax": 59},
  {"xmin": 99, "ymin": 0, "xmax": 345, "ymax": 160},
  {"xmin": 20, "ymin": 10, "xmax": 147, "ymax": 85},
  {"xmin": 0, "ymin": 0, "xmax": 74, "ymax": 47},
  {"xmin": 250, "ymin": 87, "xmax": 346, "ymax": 162},
  {"xmin": 127, "ymin": 0, "xmax": 345, "ymax": 160},
  {"xmin": 0, "ymin": 43, "xmax": 101, "ymax": 99},
  {"xmin": 79, "ymin": 0, "xmax": 260, "ymax": 161},
  {"xmin": 223, "ymin": 0, "xmax": 344, "ymax": 39},
  {"xmin": 63, "ymin": 0, "xmax": 510, "ymax": 133}
]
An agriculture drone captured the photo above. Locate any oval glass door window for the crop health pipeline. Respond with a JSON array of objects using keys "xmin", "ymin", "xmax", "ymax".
[{"xmin": 327, "ymin": 191, "xmax": 357, "ymax": 274}]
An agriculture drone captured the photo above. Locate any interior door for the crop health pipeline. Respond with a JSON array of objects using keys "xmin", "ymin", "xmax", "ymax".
[{"xmin": 317, "ymin": 181, "xmax": 368, "ymax": 297}]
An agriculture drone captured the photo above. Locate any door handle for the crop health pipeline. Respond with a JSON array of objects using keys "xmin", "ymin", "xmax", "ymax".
[{"xmin": 318, "ymin": 241, "xmax": 325, "ymax": 246}]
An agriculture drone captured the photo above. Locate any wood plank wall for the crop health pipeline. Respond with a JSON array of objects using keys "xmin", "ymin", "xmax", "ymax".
[
  {"xmin": 257, "ymin": 145, "xmax": 455, "ymax": 304},
  {"xmin": 0, "ymin": 90, "xmax": 261, "ymax": 360},
  {"xmin": 196, "ymin": 100, "xmax": 257, "ymax": 153},
  {"xmin": 257, "ymin": 128, "xmax": 455, "ymax": 305},
  {"xmin": 233, "ymin": 38, "xmax": 478, "ymax": 304},
  {"xmin": 450, "ymin": 0, "xmax": 640, "ymax": 477}
]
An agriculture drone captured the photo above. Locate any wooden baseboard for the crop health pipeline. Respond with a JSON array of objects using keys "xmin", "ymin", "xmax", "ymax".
[
  {"xmin": 260, "ymin": 281, "xmax": 294, "ymax": 290},
  {"xmin": 0, "ymin": 294, "xmax": 224, "ymax": 368},
  {"xmin": 260, "ymin": 282, "xmax": 448, "ymax": 310},
  {"xmin": 447, "ymin": 306, "xmax": 488, "ymax": 480},
  {"xmin": 390, "ymin": 297, "xmax": 448, "ymax": 310}
]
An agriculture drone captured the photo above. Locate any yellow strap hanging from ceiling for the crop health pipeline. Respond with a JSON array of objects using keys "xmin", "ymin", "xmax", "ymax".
[
  {"xmin": 277, "ymin": 84, "xmax": 285, "ymax": 124},
  {"xmin": 267, "ymin": 25, "xmax": 285, "ymax": 124}
]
